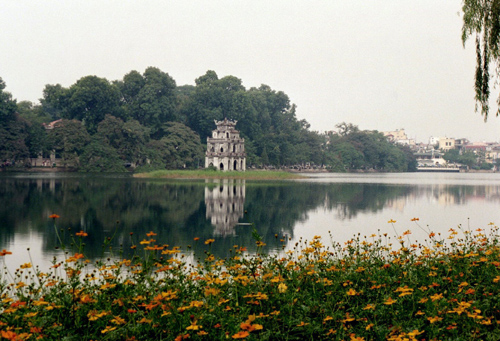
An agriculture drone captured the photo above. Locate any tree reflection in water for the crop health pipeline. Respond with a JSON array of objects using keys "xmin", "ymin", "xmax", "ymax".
[{"xmin": 1, "ymin": 174, "xmax": 499, "ymax": 266}]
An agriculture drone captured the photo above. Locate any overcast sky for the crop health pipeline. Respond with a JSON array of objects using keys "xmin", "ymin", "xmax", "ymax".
[{"xmin": 2, "ymin": 0, "xmax": 500, "ymax": 143}]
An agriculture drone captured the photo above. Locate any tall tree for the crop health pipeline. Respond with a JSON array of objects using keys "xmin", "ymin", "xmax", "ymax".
[
  {"xmin": 117, "ymin": 67, "xmax": 178, "ymax": 133},
  {"xmin": 152, "ymin": 122, "xmax": 204, "ymax": 169},
  {"xmin": 0, "ymin": 78, "xmax": 30, "ymax": 163},
  {"xmin": 57, "ymin": 76, "xmax": 121, "ymax": 134},
  {"xmin": 47, "ymin": 119, "xmax": 90, "ymax": 167},
  {"xmin": 462, "ymin": 0, "xmax": 500, "ymax": 120},
  {"xmin": 0, "ymin": 77, "xmax": 17, "ymax": 121},
  {"xmin": 96, "ymin": 115, "xmax": 150, "ymax": 166},
  {"xmin": 39, "ymin": 84, "xmax": 69, "ymax": 120}
]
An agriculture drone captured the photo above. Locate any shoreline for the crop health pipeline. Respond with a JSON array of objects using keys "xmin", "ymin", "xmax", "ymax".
[{"xmin": 133, "ymin": 169, "xmax": 308, "ymax": 180}]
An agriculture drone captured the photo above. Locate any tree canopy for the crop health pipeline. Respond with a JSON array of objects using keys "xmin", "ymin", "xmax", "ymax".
[{"xmin": 1, "ymin": 70, "xmax": 417, "ymax": 172}]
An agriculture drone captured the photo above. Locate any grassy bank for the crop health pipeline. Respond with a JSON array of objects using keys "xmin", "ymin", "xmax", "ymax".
[
  {"xmin": 133, "ymin": 169, "xmax": 306, "ymax": 180},
  {"xmin": 1, "ymin": 220, "xmax": 500, "ymax": 340}
]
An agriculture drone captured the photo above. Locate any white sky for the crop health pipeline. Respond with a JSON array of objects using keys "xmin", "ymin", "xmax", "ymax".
[{"xmin": 2, "ymin": 0, "xmax": 500, "ymax": 143}]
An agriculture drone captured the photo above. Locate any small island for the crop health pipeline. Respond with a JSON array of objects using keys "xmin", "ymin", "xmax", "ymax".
[{"xmin": 133, "ymin": 169, "xmax": 306, "ymax": 180}]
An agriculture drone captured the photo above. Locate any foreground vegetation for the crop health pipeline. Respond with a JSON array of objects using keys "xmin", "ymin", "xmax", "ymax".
[
  {"xmin": 1, "ymin": 219, "xmax": 499, "ymax": 340},
  {"xmin": 134, "ymin": 169, "xmax": 306, "ymax": 180}
]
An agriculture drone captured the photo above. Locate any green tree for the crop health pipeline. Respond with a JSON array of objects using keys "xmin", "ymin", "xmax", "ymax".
[
  {"xmin": 26, "ymin": 122, "xmax": 49, "ymax": 158},
  {"xmin": 79, "ymin": 139, "xmax": 126, "ymax": 172},
  {"xmin": 0, "ymin": 78, "xmax": 30, "ymax": 164},
  {"xmin": 0, "ymin": 118, "xmax": 30, "ymax": 164},
  {"xmin": 47, "ymin": 119, "xmax": 90, "ymax": 167},
  {"xmin": 462, "ymin": 0, "xmax": 500, "ymax": 119},
  {"xmin": 0, "ymin": 77, "xmax": 17, "ymax": 121},
  {"xmin": 459, "ymin": 151, "xmax": 478, "ymax": 167},
  {"xmin": 184, "ymin": 71, "xmax": 247, "ymax": 139},
  {"xmin": 145, "ymin": 123, "xmax": 203, "ymax": 170},
  {"xmin": 443, "ymin": 149, "xmax": 461, "ymax": 163},
  {"xmin": 96, "ymin": 115, "xmax": 150, "ymax": 166},
  {"xmin": 61, "ymin": 76, "xmax": 122, "ymax": 133},
  {"xmin": 17, "ymin": 101, "xmax": 52, "ymax": 124},
  {"xmin": 39, "ymin": 84, "xmax": 69, "ymax": 120},
  {"xmin": 117, "ymin": 67, "xmax": 178, "ymax": 133}
]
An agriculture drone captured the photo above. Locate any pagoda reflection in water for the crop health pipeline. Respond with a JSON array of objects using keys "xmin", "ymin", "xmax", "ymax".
[{"xmin": 205, "ymin": 179, "xmax": 246, "ymax": 236}]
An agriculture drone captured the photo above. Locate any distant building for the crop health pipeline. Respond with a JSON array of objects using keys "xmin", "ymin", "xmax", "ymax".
[
  {"xmin": 429, "ymin": 136, "xmax": 440, "ymax": 146},
  {"xmin": 414, "ymin": 149, "xmax": 446, "ymax": 167},
  {"xmin": 205, "ymin": 118, "xmax": 246, "ymax": 171},
  {"xmin": 438, "ymin": 137, "xmax": 455, "ymax": 151},
  {"xmin": 383, "ymin": 129, "xmax": 415, "ymax": 146},
  {"xmin": 454, "ymin": 138, "xmax": 469, "ymax": 152}
]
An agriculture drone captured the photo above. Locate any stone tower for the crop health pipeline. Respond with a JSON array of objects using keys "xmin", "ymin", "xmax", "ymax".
[{"xmin": 205, "ymin": 118, "xmax": 246, "ymax": 171}]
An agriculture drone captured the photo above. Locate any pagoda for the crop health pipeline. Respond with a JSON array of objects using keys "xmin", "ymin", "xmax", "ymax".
[{"xmin": 205, "ymin": 118, "xmax": 246, "ymax": 171}]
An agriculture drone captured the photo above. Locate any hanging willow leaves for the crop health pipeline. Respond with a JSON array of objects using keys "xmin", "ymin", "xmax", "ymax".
[{"xmin": 462, "ymin": 0, "xmax": 500, "ymax": 120}]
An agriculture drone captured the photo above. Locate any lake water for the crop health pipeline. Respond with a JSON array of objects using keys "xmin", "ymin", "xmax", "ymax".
[{"xmin": 1, "ymin": 172, "xmax": 500, "ymax": 271}]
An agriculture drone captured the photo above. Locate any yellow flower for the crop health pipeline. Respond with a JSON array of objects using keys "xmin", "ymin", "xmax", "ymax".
[
  {"xmin": 362, "ymin": 304, "xmax": 376, "ymax": 310},
  {"xmin": 101, "ymin": 326, "xmax": 117, "ymax": 334},
  {"xmin": 427, "ymin": 316, "xmax": 443, "ymax": 324},
  {"xmin": 384, "ymin": 297, "xmax": 397, "ymax": 305},
  {"xmin": 204, "ymin": 287, "xmax": 220, "ymax": 296},
  {"xmin": 430, "ymin": 293, "xmax": 443, "ymax": 302},
  {"xmin": 232, "ymin": 331, "xmax": 249, "ymax": 339},
  {"xmin": 186, "ymin": 321, "xmax": 200, "ymax": 330},
  {"xmin": 278, "ymin": 283, "xmax": 288, "ymax": 293},
  {"xmin": 387, "ymin": 219, "xmax": 396, "ymax": 223},
  {"xmin": 204, "ymin": 239, "xmax": 215, "ymax": 245},
  {"xmin": 111, "ymin": 316, "xmax": 126, "ymax": 325},
  {"xmin": 346, "ymin": 288, "xmax": 358, "ymax": 296}
]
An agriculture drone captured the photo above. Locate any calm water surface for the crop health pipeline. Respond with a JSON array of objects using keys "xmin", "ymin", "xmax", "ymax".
[{"xmin": 1, "ymin": 172, "xmax": 500, "ymax": 270}]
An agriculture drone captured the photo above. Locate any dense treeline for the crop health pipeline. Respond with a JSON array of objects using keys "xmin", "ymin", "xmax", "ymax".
[{"xmin": 0, "ymin": 70, "xmax": 416, "ymax": 172}]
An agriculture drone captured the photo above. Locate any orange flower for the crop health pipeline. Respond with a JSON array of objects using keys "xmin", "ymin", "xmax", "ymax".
[
  {"xmin": 232, "ymin": 331, "xmax": 249, "ymax": 339},
  {"xmin": 49, "ymin": 214, "xmax": 60, "ymax": 219},
  {"xmin": 384, "ymin": 297, "xmax": 397, "ymax": 305},
  {"xmin": 1, "ymin": 330, "xmax": 17, "ymax": 340},
  {"xmin": 146, "ymin": 231, "xmax": 157, "ymax": 237},
  {"xmin": 0, "ymin": 249, "xmax": 12, "ymax": 256},
  {"xmin": 346, "ymin": 288, "xmax": 358, "ymax": 296},
  {"xmin": 205, "ymin": 239, "xmax": 215, "ymax": 245},
  {"xmin": 75, "ymin": 230, "xmax": 88, "ymax": 237}
]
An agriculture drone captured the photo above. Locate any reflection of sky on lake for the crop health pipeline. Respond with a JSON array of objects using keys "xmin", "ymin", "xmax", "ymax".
[
  {"xmin": 291, "ymin": 174, "xmax": 500, "ymax": 249},
  {"xmin": 2, "ymin": 231, "xmax": 64, "ymax": 276}
]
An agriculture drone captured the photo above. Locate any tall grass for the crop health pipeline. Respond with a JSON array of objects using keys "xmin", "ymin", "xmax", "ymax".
[
  {"xmin": 1, "ymin": 219, "xmax": 499, "ymax": 340},
  {"xmin": 133, "ymin": 169, "xmax": 305, "ymax": 180}
]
